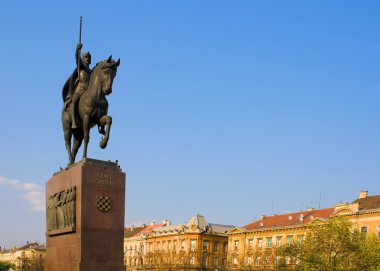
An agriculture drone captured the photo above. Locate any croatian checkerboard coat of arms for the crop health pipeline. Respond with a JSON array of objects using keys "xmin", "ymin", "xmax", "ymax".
[{"xmin": 96, "ymin": 195, "xmax": 112, "ymax": 212}]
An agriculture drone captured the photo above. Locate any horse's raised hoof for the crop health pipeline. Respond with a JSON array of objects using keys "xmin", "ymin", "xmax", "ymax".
[
  {"xmin": 99, "ymin": 126, "xmax": 106, "ymax": 135},
  {"xmin": 99, "ymin": 139, "xmax": 108, "ymax": 149}
]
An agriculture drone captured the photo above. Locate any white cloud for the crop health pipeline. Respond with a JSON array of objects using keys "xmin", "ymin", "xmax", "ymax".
[{"xmin": 0, "ymin": 176, "xmax": 44, "ymax": 212}]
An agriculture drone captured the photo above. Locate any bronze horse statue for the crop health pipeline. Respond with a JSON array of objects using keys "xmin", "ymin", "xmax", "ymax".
[{"xmin": 62, "ymin": 56, "xmax": 120, "ymax": 165}]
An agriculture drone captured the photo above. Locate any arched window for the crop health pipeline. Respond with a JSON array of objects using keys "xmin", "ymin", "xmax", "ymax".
[{"xmin": 377, "ymin": 225, "xmax": 380, "ymax": 238}]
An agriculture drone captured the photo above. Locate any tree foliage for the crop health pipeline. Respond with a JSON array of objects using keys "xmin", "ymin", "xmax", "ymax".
[
  {"xmin": 278, "ymin": 216, "xmax": 380, "ymax": 271},
  {"xmin": 17, "ymin": 255, "xmax": 44, "ymax": 271},
  {"xmin": 0, "ymin": 261, "xmax": 15, "ymax": 271}
]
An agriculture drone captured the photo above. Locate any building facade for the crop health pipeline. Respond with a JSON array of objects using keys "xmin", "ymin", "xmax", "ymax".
[
  {"xmin": 124, "ymin": 214, "xmax": 234, "ymax": 271},
  {"xmin": 227, "ymin": 191, "xmax": 380, "ymax": 270},
  {"xmin": 333, "ymin": 190, "xmax": 380, "ymax": 238},
  {"xmin": 0, "ymin": 242, "xmax": 45, "ymax": 271}
]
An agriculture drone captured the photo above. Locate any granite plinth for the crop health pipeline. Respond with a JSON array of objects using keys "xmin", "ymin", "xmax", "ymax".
[{"xmin": 45, "ymin": 158, "xmax": 126, "ymax": 271}]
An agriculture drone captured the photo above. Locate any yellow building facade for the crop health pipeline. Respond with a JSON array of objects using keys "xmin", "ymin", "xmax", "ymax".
[
  {"xmin": 227, "ymin": 208, "xmax": 334, "ymax": 270},
  {"xmin": 124, "ymin": 214, "xmax": 234, "ymax": 271},
  {"xmin": 0, "ymin": 242, "xmax": 45, "ymax": 271},
  {"xmin": 227, "ymin": 191, "xmax": 380, "ymax": 270}
]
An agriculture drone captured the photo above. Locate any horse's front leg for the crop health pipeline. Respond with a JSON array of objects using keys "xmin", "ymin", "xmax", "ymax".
[
  {"xmin": 72, "ymin": 132, "xmax": 83, "ymax": 162},
  {"xmin": 64, "ymin": 128, "xmax": 73, "ymax": 165},
  {"xmin": 62, "ymin": 115, "xmax": 73, "ymax": 166},
  {"xmin": 82, "ymin": 114, "xmax": 90, "ymax": 159},
  {"xmin": 99, "ymin": 115, "xmax": 112, "ymax": 149}
]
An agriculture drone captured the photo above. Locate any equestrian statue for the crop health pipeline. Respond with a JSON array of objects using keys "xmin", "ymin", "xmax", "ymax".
[{"xmin": 61, "ymin": 17, "xmax": 120, "ymax": 166}]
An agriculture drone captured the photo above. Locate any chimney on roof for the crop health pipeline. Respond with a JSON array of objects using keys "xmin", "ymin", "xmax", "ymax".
[
  {"xmin": 359, "ymin": 191, "xmax": 368, "ymax": 199},
  {"xmin": 150, "ymin": 221, "xmax": 155, "ymax": 226},
  {"xmin": 131, "ymin": 225, "xmax": 135, "ymax": 230},
  {"xmin": 163, "ymin": 219, "xmax": 168, "ymax": 226},
  {"xmin": 167, "ymin": 220, "xmax": 171, "ymax": 226},
  {"xmin": 307, "ymin": 207, "xmax": 314, "ymax": 211},
  {"xmin": 288, "ymin": 215, "xmax": 293, "ymax": 221},
  {"xmin": 142, "ymin": 223, "xmax": 146, "ymax": 227},
  {"xmin": 260, "ymin": 215, "xmax": 265, "ymax": 221},
  {"xmin": 299, "ymin": 214, "xmax": 304, "ymax": 222}
]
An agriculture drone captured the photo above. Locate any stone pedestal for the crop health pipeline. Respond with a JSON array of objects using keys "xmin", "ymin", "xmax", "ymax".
[{"xmin": 45, "ymin": 158, "xmax": 126, "ymax": 271}]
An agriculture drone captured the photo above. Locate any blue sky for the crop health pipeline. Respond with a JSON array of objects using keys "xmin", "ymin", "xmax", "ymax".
[{"xmin": 0, "ymin": 1, "xmax": 379, "ymax": 248}]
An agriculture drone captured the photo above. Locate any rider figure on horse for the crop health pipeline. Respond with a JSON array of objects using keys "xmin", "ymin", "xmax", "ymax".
[
  {"xmin": 71, "ymin": 43, "xmax": 91, "ymax": 129},
  {"xmin": 62, "ymin": 42, "xmax": 107, "ymax": 135},
  {"xmin": 62, "ymin": 43, "xmax": 92, "ymax": 129}
]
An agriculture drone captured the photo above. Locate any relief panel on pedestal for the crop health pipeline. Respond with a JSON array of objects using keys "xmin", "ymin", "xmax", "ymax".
[{"xmin": 46, "ymin": 186, "xmax": 76, "ymax": 236}]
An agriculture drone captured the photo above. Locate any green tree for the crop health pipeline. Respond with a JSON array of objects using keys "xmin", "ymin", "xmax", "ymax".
[
  {"xmin": 0, "ymin": 261, "xmax": 16, "ymax": 271},
  {"xmin": 17, "ymin": 255, "xmax": 44, "ymax": 271},
  {"xmin": 277, "ymin": 216, "xmax": 380, "ymax": 271},
  {"xmin": 296, "ymin": 216, "xmax": 359, "ymax": 271},
  {"xmin": 353, "ymin": 232, "xmax": 380, "ymax": 271}
]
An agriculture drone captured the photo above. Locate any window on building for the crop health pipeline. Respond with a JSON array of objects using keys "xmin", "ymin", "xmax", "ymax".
[
  {"xmin": 181, "ymin": 239, "xmax": 185, "ymax": 251},
  {"xmin": 203, "ymin": 240, "xmax": 209, "ymax": 251},
  {"xmin": 168, "ymin": 241, "xmax": 171, "ymax": 251},
  {"xmin": 222, "ymin": 242, "xmax": 228, "ymax": 252},
  {"xmin": 202, "ymin": 256, "xmax": 208, "ymax": 267},
  {"xmin": 297, "ymin": 235, "xmax": 304, "ymax": 243},
  {"xmin": 258, "ymin": 239, "xmax": 263, "ymax": 249},
  {"xmin": 233, "ymin": 256, "xmax": 238, "ymax": 267},
  {"xmin": 222, "ymin": 258, "xmax": 227, "ymax": 268},
  {"xmin": 157, "ymin": 242, "xmax": 160, "ymax": 252},
  {"xmin": 276, "ymin": 236, "xmax": 282, "ymax": 247},
  {"xmin": 287, "ymin": 236, "xmax": 293, "ymax": 245},
  {"xmin": 234, "ymin": 240, "xmax": 239, "ymax": 251},
  {"xmin": 190, "ymin": 256, "xmax": 195, "ymax": 265},
  {"xmin": 247, "ymin": 256, "xmax": 252, "ymax": 266},
  {"xmin": 265, "ymin": 256, "xmax": 270, "ymax": 266},
  {"xmin": 140, "ymin": 244, "xmax": 144, "ymax": 253},
  {"xmin": 248, "ymin": 239, "xmax": 253, "ymax": 249},
  {"xmin": 361, "ymin": 226, "xmax": 368, "ymax": 238},
  {"xmin": 214, "ymin": 241, "xmax": 219, "ymax": 252},
  {"xmin": 285, "ymin": 256, "xmax": 290, "ymax": 265},
  {"xmin": 213, "ymin": 256, "xmax": 218, "ymax": 267},
  {"xmin": 190, "ymin": 239, "xmax": 196, "ymax": 252},
  {"xmin": 267, "ymin": 237, "xmax": 272, "ymax": 248},
  {"xmin": 256, "ymin": 256, "xmax": 261, "ymax": 266},
  {"xmin": 162, "ymin": 241, "xmax": 166, "ymax": 251},
  {"xmin": 173, "ymin": 240, "xmax": 177, "ymax": 251}
]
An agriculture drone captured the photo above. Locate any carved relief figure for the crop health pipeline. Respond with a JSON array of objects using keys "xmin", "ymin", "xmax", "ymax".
[{"xmin": 46, "ymin": 186, "xmax": 76, "ymax": 233}]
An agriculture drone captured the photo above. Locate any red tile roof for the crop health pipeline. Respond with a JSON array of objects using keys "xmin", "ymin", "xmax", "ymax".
[
  {"xmin": 244, "ymin": 208, "xmax": 334, "ymax": 231},
  {"xmin": 352, "ymin": 195, "xmax": 380, "ymax": 211},
  {"xmin": 140, "ymin": 224, "xmax": 164, "ymax": 235},
  {"xmin": 124, "ymin": 226, "xmax": 145, "ymax": 238},
  {"xmin": 124, "ymin": 224, "xmax": 165, "ymax": 238},
  {"xmin": 17, "ymin": 242, "xmax": 40, "ymax": 251}
]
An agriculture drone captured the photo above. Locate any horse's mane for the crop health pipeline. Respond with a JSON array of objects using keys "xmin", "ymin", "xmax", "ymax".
[
  {"xmin": 92, "ymin": 59, "xmax": 117, "ymax": 75},
  {"xmin": 93, "ymin": 60, "xmax": 107, "ymax": 70}
]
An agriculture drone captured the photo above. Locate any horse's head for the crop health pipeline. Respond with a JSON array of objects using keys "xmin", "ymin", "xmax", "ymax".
[{"xmin": 93, "ymin": 56, "xmax": 120, "ymax": 95}]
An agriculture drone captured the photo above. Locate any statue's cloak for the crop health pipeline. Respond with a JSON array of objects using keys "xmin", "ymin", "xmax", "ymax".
[{"xmin": 62, "ymin": 60, "xmax": 87, "ymax": 102}]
